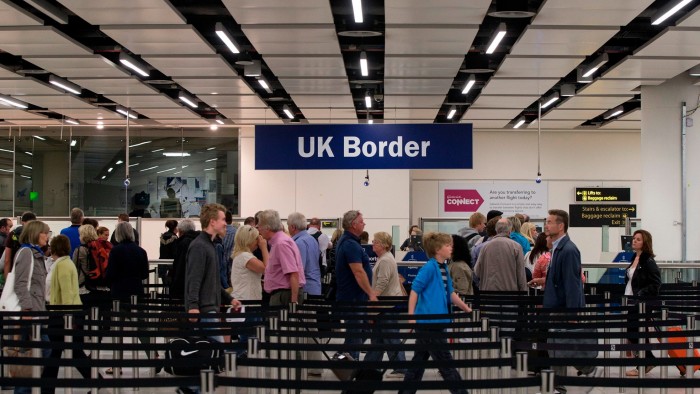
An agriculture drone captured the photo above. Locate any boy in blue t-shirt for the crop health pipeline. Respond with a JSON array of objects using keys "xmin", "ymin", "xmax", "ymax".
[{"xmin": 401, "ymin": 232, "xmax": 472, "ymax": 394}]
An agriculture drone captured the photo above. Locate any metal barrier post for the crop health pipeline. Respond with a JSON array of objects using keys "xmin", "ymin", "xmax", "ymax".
[
  {"xmin": 676, "ymin": 271, "xmax": 682, "ymax": 283},
  {"xmin": 248, "ymin": 337, "xmax": 259, "ymax": 394},
  {"xmin": 149, "ymin": 291, "xmax": 158, "ymax": 378},
  {"xmin": 224, "ymin": 352, "xmax": 237, "ymax": 394},
  {"xmin": 200, "ymin": 368, "xmax": 215, "ymax": 394},
  {"xmin": 686, "ymin": 315, "xmax": 696, "ymax": 394},
  {"xmin": 500, "ymin": 336, "xmax": 512, "ymax": 394},
  {"xmin": 130, "ymin": 294, "xmax": 140, "ymax": 390},
  {"xmin": 64, "ymin": 314, "xmax": 74, "ymax": 394},
  {"xmin": 604, "ymin": 291, "xmax": 611, "ymax": 378},
  {"xmin": 490, "ymin": 325, "xmax": 500, "ymax": 394},
  {"xmin": 478, "ymin": 316, "xmax": 489, "ymax": 381},
  {"xmin": 31, "ymin": 323, "xmax": 40, "ymax": 394},
  {"xmin": 541, "ymin": 369, "xmax": 555, "ymax": 394},
  {"xmin": 90, "ymin": 307, "xmax": 100, "ymax": 394},
  {"xmin": 516, "ymin": 352, "xmax": 528, "ymax": 394},
  {"xmin": 269, "ymin": 316, "xmax": 280, "ymax": 382},
  {"xmin": 256, "ymin": 325, "xmax": 266, "ymax": 390},
  {"xmin": 620, "ymin": 297, "xmax": 627, "ymax": 393},
  {"xmin": 637, "ymin": 301, "xmax": 646, "ymax": 394},
  {"xmin": 660, "ymin": 308, "xmax": 668, "ymax": 394},
  {"xmin": 112, "ymin": 300, "xmax": 121, "ymax": 394}
]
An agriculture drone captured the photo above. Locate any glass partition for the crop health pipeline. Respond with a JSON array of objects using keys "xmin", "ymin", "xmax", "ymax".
[
  {"xmin": 0, "ymin": 125, "xmax": 240, "ymax": 217},
  {"xmin": 420, "ymin": 217, "xmax": 469, "ymax": 235}
]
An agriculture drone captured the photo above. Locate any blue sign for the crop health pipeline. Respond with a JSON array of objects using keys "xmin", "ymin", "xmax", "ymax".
[{"xmin": 255, "ymin": 124, "xmax": 473, "ymax": 170}]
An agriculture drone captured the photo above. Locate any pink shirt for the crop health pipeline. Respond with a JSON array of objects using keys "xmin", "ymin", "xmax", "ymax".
[{"xmin": 263, "ymin": 231, "xmax": 306, "ymax": 293}]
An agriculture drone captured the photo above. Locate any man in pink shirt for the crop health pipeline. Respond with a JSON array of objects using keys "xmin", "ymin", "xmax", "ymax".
[{"xmin": 258, "ymin": 209, "xmax": 306, "ymax": 306}]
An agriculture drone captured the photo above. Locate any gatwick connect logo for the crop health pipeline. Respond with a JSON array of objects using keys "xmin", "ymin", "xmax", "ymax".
[{"xmin": 444, "ymin": 189, "xmax": 483, "ymax": 212}]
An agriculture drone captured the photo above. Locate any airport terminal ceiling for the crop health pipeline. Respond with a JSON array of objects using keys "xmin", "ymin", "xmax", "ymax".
[{"xmin": 0, "ymin": 0, "xmax": 698, "ymax": 131}]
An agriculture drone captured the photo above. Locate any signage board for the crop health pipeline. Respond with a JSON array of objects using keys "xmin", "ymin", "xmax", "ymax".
[
  {"xmin": 439, "ymin": 182, "xmax": 549, "ymax": 218},
  {"xmin": 569, "ymin": 204, "xmax": 637, "ymax": 227},
  {"xmin": 575, "ymin": 187, "xmax": 630, "ymax": 202},
  {"xmin": 255, "ymin": 124, "xmax": 472, "ymax": 170}
]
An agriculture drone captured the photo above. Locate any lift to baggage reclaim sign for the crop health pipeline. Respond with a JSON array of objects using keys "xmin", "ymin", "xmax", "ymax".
[{"xmin": 254, "ymin": 124, "xmax": 472, "ymax": 170}]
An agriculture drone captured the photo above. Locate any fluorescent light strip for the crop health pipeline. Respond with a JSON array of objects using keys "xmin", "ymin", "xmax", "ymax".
[
  {"xmin": 215, "ymin": 22, "xmax": 240, "ymax": 54},
  {"xmin": 107, "ymin": 167, "xmax": 113, "ymax": 173},
  {"xmin": 151, "ymin": 148, "xmax": 164, "ymax": 152},
  {"xmin": 156, "ymin": 167, "xmax": 177, "ymax": 174},
  {"xmin": 204, "ymin": 168, "xmax": 215, "ymax": 171},
  {"xmin": 205, "ymin": 158, "xmax": 217, "ymax": 162},
  {"xmin": 207, "ymin": 147, "xmax": 216, "ymax": 151},
  {"xmin": 116, "ymin": 107, "xmax": 138, "ymax": 119},
  {"xmin": 163, "ymin": 152, "xmax": 191, "ymax": 157},
  {"xmin": 65, "ymin": 118, "xmax": 79, "ymax": 125},
  {"xmin": 582, "ymin": 53, "xmax": 609, "ymax": 78},
  {"xmin": 485, "ymin": 23, "xmax": 507, "ymax": 54},
  {"xmin": 20, "ymin": 175, "xmax": 30, "ymax": 179},
  {"xmin": 359, "ymin": 51, "xmax": 368, "ymax": 77},
  {"xmin": 283, "ymin": 105, "xmax": 294, "ymax": 119},
  {"xmin": 541, "ymin": 96, "xmax": 559, "ymax": 109},
  {"xmin": 605, "ymin": 110, "xmax": 623, "ymax": 119},
  {"xmin": 139, "ymin": 166, "xmax": 158, "ymax": 172},
  {"xmin": 365, "ymin": 94, "xmax": 372, "ymax": 108},
  {"xmin": 446, "ymin": 107, "xmax": 457, "ymax": 120},
  {"xmin": 101, "ymin": 176, "xmax": 106, "ymax": 180},
  {"xmin": 215, "ymin": 119, "xmax": 225, "ymax": 125},
  {"xmin": 258, "ymin": 79, "xmax": 273, "ymax": 94},
  {"xmin": 116, "ymin": 160, "xmax": 123, "ymax": 165},
  {"xmin": 33, "ymin": 136, "xmax": 45, "ymax": 141},
  {"xmin": 352, "ymin": 0, "xmax": 363, "ymax": 23},
  {"xmin": 0, "ymin": 148, "xmax": 13, "ymax": 153},
  {"xmin": 21, "ymin": 165, "xmax": 32, "ymax": 169},
  {"xmin": 461, "ymin": 75, "xmax": 476, "ymax": 94},
  {"xmin": 24, "ymin": 151, "xmax": 33, "ymax": 156},
  {"xmin": 513, "ymin": 118, "xmax": 526, "ymax": 129},
  {"xmin": 48, "ymin": 75, "xmax": 81, "ymax": 95},
  {"xmin": 652, "ymin": 0, "xmax": 693, "ymax": 25},
  {"xmin": 128, "ymin": 163, "xmax": 139, "ymax": 167},
  {"xmin": 119, "ymin": 53, "xmax": 149, "ymax": 77},
  {"xmin": 128, "ymin": 141, "xmax": 151, "ymax": 148},
  {"xmin": 0, "ymin": 95, "xmax": 28, "ymax": 109},
  {"xmin": 0, "ymin": 169, "xmax": 13, "ymax": 173},
  {"xmin": 178, "ymin": 93, "xmax": 198, "ymax": 108}
]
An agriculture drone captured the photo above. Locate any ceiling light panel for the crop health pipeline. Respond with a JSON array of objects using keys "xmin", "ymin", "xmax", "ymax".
[
  {"xmin": 263, "ymin": 55, "xmax": 347, "ymax": 78},
  {"xmin": 635, "ymin": 29, "xmax": 700, "ymax": 57},
  {"xmin": 71, "ymin": 77, "xmax": 158, "ymax": 95},
  {"xmin": 24, "ymin": 55, "xmax": 130, "ymax": 78},
  {"xmin": 462, "ymin": 108, "xmax": 524, "ymax": 120},
  {"xmin": 134, "ymin": 108, "xmax": 201, "ymax": 119},
  {"xmin": 143, "ymin": 55, "xmax": 237, "ymax": 77},
  {"xmin": 221, "ymin": 0, "xmax": 334, "ymax": 25},
  {"xmin": 101, "ymin": 25, "xmax": 216, "ymax": 56},
  {"xmin": 54, "ymin": 0, "xmax": 186, "ymax": 25},
  {"xmin": 0, "ymin": 1, "xmax": 44, "ymax": 25},
  {"xmin": 480, "ymin": 78, "xmax": 559, "ymax": 96},
  {"xmin": 531, "ymin": 0, "xmax": 654, "ymax": 27},
  {"xmin": 0, "ymin": 26, "xmax": 91, "ymax": 56},
  {"xmin": 385, "ymin": 78, "xmax": 455, "ymax": 95},
  {"xmin": 577, "ymin": 78, "xmax": 664, "ymax": 95},
  {"xmin": 385, "ymin": 27, "xmax": 477, "ymax": 55},
  {"xmin": 542, "ymin": 108, "xmax": 608, "ymax": 120},
  {"xmin": 384, "ymin": 95, "xmax": 446, "ymax": 108},
  {"xmin": 105, "ymin": 94, "xmax": 183, "ymax": 109},
  {"xmin": 510, "ymin": 26, "xmax": 618, "ymax": 56},
  {"xmin": 557, "ymin": 95, "xmax": 633, "ymax": 110},
  {"xmin": 0, "ymin": 78, "xmax": 65, "ymax": 96},
  {"xmin": 384, "ymin": 56, "xmax": 465, "ymax": 78},
  {"xmin": 198, "ymin": 94, "xmax": 267, "ymax": 108},
  {"xmin": 471, "ymin": 95, "xmax": 541, "ymax": 109},
  {"xmin": 602, "ymin": 57, "xmax": 700, "ymax": 80},
  {"xmin": 277, "ymin": 78, "xmax": 351, "ymax": 95},
  {"xmin": 14, "ymin": 95, "xmax": 94, "ymax": 109},
  {"xmin": 385, "ymin": 0, "xmax": 491, "ymax": 24},
  {"xmin": 291, "ymin": 95, "xmax": 355, "ymax": 108}
]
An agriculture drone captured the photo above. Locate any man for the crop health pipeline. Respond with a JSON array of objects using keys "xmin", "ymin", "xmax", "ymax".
[
  {"xmin": 474, "ymin": 218, "xmax": 527, "ymax": 292},
  {"xmin": 0, "ymin": 218, "xmax": 13, "ymax": 250},
  {"xmin": 110, "ymin": 213, "xmax": 140, "ymax": 245},
  {"xmin": 219, "ymin": 210, "xmax": 237, "ymax": 290},
  {"xmin": 60, "ymin": 207, "xmax": 83, "ymax": 257},
  {"xmin": 183, "ymin": 204, "xmax": 240, "ymax": 394},
  {"xmin": 4, "ymin": 211, "xmax": 35, "ymax": 279},
  {"xmin": 458, "ymin": 212, "xmax": 485, "ymax": 257},
  {"xmin": 259, "ymin": 209, "xmax": 306, "ymax": 306},
  {"xmin": 537, "ymin": 209, "xmax": 598, "ymax": 392},
  {"xmin": 471, "ymin": 217, "xmax": 499, "ymax": 264},
  {"xmin": 288, "ymin": 213, "xmax": 321, "ymax": 296},
  {"xmin": 335, "ymin": 210, "xmax": 377, "ymax": 359},
  {"xmin": 307, "ymin": 217, "xmax": 331, "ymax": 272},
  {"xmin": 481, "ymin": 210, "xmax": 503, "ymax": 243}
]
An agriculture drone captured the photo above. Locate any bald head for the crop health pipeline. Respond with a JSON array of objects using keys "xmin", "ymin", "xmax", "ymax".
[{"xmin": 495, "ymin": 218, "xmax": 512, "ymax": 236}]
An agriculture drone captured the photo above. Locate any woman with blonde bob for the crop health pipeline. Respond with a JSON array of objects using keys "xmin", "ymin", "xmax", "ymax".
[
  {"xmin": 73, "ymin": 224, "xmax": 99, "ymax": 290},
  {"xmin": 231, "ymin": 225, "xmax": 268, "ymax": 301}
]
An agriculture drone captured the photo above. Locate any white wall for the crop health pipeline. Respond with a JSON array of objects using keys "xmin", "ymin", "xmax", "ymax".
[
  {"xmin": 642, "ymin": 74, "xmax": 700, "ymax": 261},
  {"xmin": 239, "ymin": 127, "xmax": 410, "ymax": 238},
  {"xmin": 411, "ymin": 130, "xmax": 642, "ymax": 263}
]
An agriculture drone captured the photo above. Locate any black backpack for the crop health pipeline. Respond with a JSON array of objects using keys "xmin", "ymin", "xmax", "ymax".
[{"xmin": 310, "ymin": 231, "xmax": 325, "ymax": 274}]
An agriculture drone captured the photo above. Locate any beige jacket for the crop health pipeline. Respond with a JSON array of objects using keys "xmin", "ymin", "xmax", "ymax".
[{"xmin": 371, "ymin": 252, "xmax": 404, "ymax": 296}]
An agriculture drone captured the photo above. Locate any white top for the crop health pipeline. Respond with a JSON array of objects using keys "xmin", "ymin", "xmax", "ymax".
[
  {"xmin": 624, "ymin": 266, "xmax": 636, "ymax": 296},
  {"xmin": 307, "ymin": 227, "xmax": 331, "ymax": 267},
  {"xmin": 231, "ymin": 251, "xmax": 262, "ymax": 300}
]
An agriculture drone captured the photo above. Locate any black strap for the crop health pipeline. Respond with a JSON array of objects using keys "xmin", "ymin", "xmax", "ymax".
[{"xmin": 465, "ymin": 233, "xmax": 479, "ymax": 243}]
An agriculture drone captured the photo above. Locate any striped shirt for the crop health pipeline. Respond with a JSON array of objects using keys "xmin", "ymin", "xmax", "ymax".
[{"xmin": 438, "ymin": 262, "xmax": 449, "ymax": 294}]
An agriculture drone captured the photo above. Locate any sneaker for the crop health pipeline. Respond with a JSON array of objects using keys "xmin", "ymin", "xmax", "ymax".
[{"xmin": 386, "ymin": 370, "xmax": 405, "ymax": 379}]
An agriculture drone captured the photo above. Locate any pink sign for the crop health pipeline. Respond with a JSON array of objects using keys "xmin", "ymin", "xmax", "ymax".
[{"xmin": 444, "ymin": 189, "xmax": 484, "ymax": 212}]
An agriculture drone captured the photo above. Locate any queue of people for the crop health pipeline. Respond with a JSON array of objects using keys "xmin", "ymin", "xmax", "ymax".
[{"xmin": 0, "ymin": 207, "xmax": 667, "ymax": 393}]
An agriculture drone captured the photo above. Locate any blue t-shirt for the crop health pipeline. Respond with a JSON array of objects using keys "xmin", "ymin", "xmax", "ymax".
[
  {"xmin": 60, "ymin": 224, "xmax": 82, "ymax": 258},
  {"xmin": 335, "ymin": 231, "xmax": 371, "ymax": 301}
]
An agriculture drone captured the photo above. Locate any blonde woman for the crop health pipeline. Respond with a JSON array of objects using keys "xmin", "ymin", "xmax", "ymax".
[
  {"xmin": 230, "ymin": 225, "xmax": 267, "ymax": 301},
  {"xmin": 520, "ymin": 222, "xmax": 537, "ymax": 246},
  {"xmin": 72, "ymin": 224, "xmax": 98, "ymax": 291}
]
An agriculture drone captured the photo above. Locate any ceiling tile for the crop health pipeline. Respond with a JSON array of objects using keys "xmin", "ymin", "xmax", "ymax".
[
  {"xmin": 105, "ymin": 94, "xmax": 180, "ymax": 108},
  {"xmin": 635, "ymin": 28, "xmax": 700, "ymax": 57},
  {"xmin": 385, "ymin": 0, "xmax": 490, "ymax": 24},
  {"xmin": 136, "ymin": 108, "xmax": 201, "ymax": 119},
  {"xmin": 101, "ymin": 25, "xmax": 215, "ymax": 56},
  {"xmin": 0, "ymin": 26, "xmax": 92, "ymax": 56},
  {"xmin": 0, "ymin": 1, "xmax": 42, "ymax": 25},
  {"xmin": 532, "ymin": 0, "xmax": 654, "ymax": 26},
  {"xmin": 291, "ymin": 95, "xmax": 355, "ymax": 108},
  {"xmin": 383, "ymin": 108, "xmax": 437, "ymax": 119},
  {"xmin": 218, "ymin": 108, "xmax": 275, "ymax": 119},
  {"xmin": 23, "ymin": 55, "xmax": 127, "ymax": 78},
  {"xmin": 511, "ymin": 26, "xmax": 618, "ymax": 56},
  {"xmin": 0, "ymin": 79, "xmax": 61, "ymax": 95},
  {"xmin": 385, "ymin": 26, "xmax": 478, "ymax": 55},
  {"xmin": 462, "ymin": 108, "xmax": 524, "ymax": 120},
  {"xmin": 173, "ymin": 77, "xmax": 254, "ymax": 95},
  {"xmin": 543, "ymin": 108, "xmax": 606, "ymax": 120},
  {"xmin": 578, "ymin": 78, "xmax": 663, "ymax": 95},
  {"xmin": 0, "ymin": 109, "xmax": 48, "ymax": 120},
  {"xmin": 71, "ymin": 77, "xmax": 159, "ymax": 95},
  {"xmin": 558, "ymin": 95, "xmax": 633, "ymax": 110},
  {"xmin": 198, "ymin": 94, "xmax": 267, "ymax": 108},
  {"xmin": 496, "ymin": 55, "xmax": 583, "ymax": 78},
  {"xmin": 385, "ymin": 78, "xmax": 454, "ymax": 95},
  {"xmin": 599, "ymin": 120, "xmax": 640, "ymax": 130},
  {"xmin": 481, "ymin": 78, "xmax": 559, "ymax": 96},
  {"xmin": 471, "ymin": 95, "xmax": 539, "ymax": 109},
  {"xmin": 603, "ymin": 56, "xmax": 700, "ymax": 79},
  {"xmin": 57, "ymin": 0, "xmax": 186, "ymax": 24},
  {"xmin": 302, "ymin": 108, "xmax": 357, "ymax": 119},
  {"xmin": 143, "ymin": 55, "xmax": 237, "ymax": 78},
  {"xmin": 21, "ymin": 95, "xmax": 96, "ymax": 109},
  {"xmin": 264, "ymin": 55, "xmax": 347, "ymax": 77},
  {"xmin": 222, "ymin": 0, "xmax": 334, "ymax": 24},
  {"xmin": 384, "ymin": 56, "xmax": 464, "ymax": 78},
  {"xmin": 526, "ymin": 120, "xmax": 584, "ymax": 129},
  {"xmin": 463, "ymin": 119, "xmax": 510, "ymax": 129},
  {"xmin": 384, "ymin": 95, "xmax": 445, "ymax": 108},
  {"xmin": 242, "ymin": 25, "xmax": 340, "ymax": 55},
  {"xmin": 278, "ymin": 78, "xmax": 351, "ymax": 95}
]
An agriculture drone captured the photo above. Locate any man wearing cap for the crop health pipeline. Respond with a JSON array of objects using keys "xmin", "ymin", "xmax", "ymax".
[{"xmin": 481, "ymin": 210, "xmax": 503, "ymax": 243}]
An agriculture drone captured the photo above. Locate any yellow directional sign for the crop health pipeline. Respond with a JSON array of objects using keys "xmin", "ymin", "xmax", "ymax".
[{"xmin": 569, "ymin": 204, "xmax": 637, "ymax": 227}]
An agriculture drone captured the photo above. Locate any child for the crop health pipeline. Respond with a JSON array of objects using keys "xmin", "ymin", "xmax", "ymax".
[{"xmin": 400, "ymin": 232, "xmax": 472, "ymax": 394}]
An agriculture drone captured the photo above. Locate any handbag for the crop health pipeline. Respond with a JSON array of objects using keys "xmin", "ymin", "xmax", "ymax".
[
  {"xmin": 164, "ymin": 337, "xmax": 223, "ymax": 376},
  {"xmin": 0, "ymin": 248, "xmax": 33, "ymax": 319},
  {"xmin": 4, "ymin": 346, "xmax": 33, "ymax": 377}
]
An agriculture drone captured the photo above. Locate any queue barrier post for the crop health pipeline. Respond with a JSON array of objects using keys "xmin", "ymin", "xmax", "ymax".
[
  {"xmin": 516, "ymin": 351, "xmax": 528, "ymax": 394},
  {"xmin": 490, "ymin": 325, "xmax": 500, "ymax": 393},
  {"xmin": 200, "ymin": 368, "xmax": 215, "ymax": 394},
  {"xmin": 478, "ymin": 317, "xmax": 489, "ymax": 381},
  {"xmin": 90, "ymin": 306, "xmax": 100, "ymax": 394},
  {"xmin": 256, "ymin": 324, "xmax": 266, "ymax": 392},
  {"xmin": 686, "ymin": 314, "xmax": 696, "ymax": 394},
  {"xmin": 604, "ymin": 291, "xmax": 611, "ymax": 378},
  {"xmin": 224, "ymin": 352, "xmax": 237, "ymax": 394},
  {"xmin": 112, "ymin": 300, "xmax": 121, "ymax": 394},
  {"xmin": 500, "ymin": 336, "xmax": 512, "ymax": 384},
  {"xmin": 31, "ymin": 323, "xmax": 41, "ymax": 394},
  {"xmin": 248, "ymin": 337, "xmax": 260, "ymax": 394},
  {"xmin": 269, "ymin": 316, "xmax": 280, "ymax": 383},
  {"xmin": 64, "ymin": 314, "xmax": 74, "ymax": 394},
  {"xmin": 660, "ymin": 308, "xmax": 669, "ymax": 394},
  {"xmin": 541, "ymin": 369, "xmax": 555, "ymax": 394},
  {"xmin": 130, "ymin": 294, "xmax": 140, "ymax": 390}
]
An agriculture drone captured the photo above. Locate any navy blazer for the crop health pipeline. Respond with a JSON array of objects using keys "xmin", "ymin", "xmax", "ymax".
[
  {"xmin": 625, "ymin": 252, "xmax": 661, "ymax": 297},
  {"xmin": 543, "ymin": 235, "xmax": 585, "ymax": 309}
]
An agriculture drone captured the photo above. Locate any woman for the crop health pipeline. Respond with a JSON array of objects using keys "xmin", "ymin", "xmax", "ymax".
[
  {"xmin": 524, "ymin": 232, "xmax": 549, "ymax": 277},
  {"xmin": 41, "ymin": 235, "xmax": 92, "ymax": 391},
  {"xmin": 625, "ymin": 229, "xmax": 661, "ymax": 377},
  {"xmin": 159, "ymin": 219, "xmax": 178, "ymax": 259},
  {"xmin": 449, "ymin": 234, "xmax": 473, "ymax": 296},
  {"xmin": 520, "ymin": 222, "xmax": 537, "ymax": 247},
  {"xmin": 400, "ymin": 225, "xmax": 421, "ymax": 251},
  {"xmin": 230, "ymin": 225, "xmax": 267, "ymax": 301},
  {"xmin": 528, "ymin": 235, "xmax": 586, "ymax": 288},
  {"xmin": 96, "ymin": 226, "xmax": 110, "ymax": 242},
  {"xmin": 13, "ymin": 220, "xmax": 51, "ymax": 394},
  {"xmin": 365, "ymin": 231, "xmax": 406, "ymax": 377}
]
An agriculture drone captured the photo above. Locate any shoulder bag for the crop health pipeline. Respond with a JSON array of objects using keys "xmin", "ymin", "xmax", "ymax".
[{"xmin": 0, "ymin": 248, "xmax": 33, "ymax": 319}]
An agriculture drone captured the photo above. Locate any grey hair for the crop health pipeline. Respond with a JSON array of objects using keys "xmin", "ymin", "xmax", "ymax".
[
  {"xmin": 177, "ymin": 219, "xmax": 196, "ymax": 233},
  {"xmin": 342, "ymin": 210, "xmax": 361, "ymax": 231},
  {"xmin": 258, "ymin": 209, "xmax": 283, "ymax": 232},
  {"xmin": 114, "ymin": 222, "xmax": 135, "ymax": 243},
  {"xmin": 287, "ymin": 212, "xmax": 307, "ymax": 230},
  {"xmin": 495, "ymin": 218, "xmax": 512, "ymax": 236}
]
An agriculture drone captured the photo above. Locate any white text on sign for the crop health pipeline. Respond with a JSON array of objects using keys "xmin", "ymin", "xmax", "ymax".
[{"xmin": 298, "ymin": 136, "xmax": 431, "ymax": 158}]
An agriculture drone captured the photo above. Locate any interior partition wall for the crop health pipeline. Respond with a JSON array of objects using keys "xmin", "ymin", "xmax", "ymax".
[{"xmin": 0, "ymin": 125, "xmax": 240, "ymax": 217}]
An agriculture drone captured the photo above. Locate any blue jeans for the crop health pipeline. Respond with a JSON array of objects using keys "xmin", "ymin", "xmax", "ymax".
[{"xmin": 338, "ymin": 309, "xmax": 366, "ymax": 360}]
